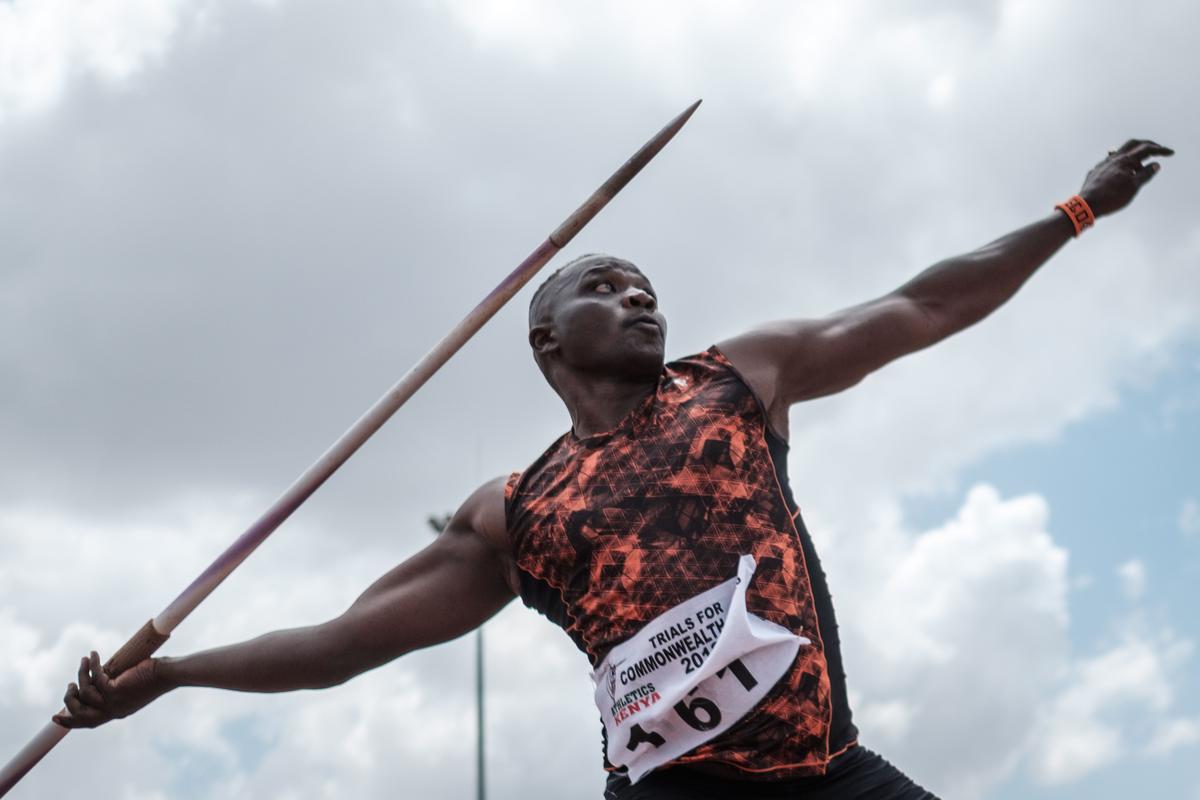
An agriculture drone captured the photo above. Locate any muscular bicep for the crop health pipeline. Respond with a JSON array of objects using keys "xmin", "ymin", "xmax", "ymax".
[
  {"xmin": 718, "ymin": 293, "xmax": 943, "ymax": 432},
  {"xmin": 321, "ymin": 477, "xmax": 515, "ymax": 678}
]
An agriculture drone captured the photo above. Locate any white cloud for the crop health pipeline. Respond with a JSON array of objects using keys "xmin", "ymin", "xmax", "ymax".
[
  {"xmin": 855, "ymin": 698, "xmax": 916, "ymax": 741},
  {"xmin": 1030, "ymin": 631, "xmax": 1195, "ymax": 784},
  {"xmin": 0, "ymin": 0, "xmax": 194, "ymax": 123},
  {"xmin": 447, "ymin": 0, "xmax": 582, "ymax": 65},
  {"xmin": 1032, "ymin": 722, "xmax": 1120, "ymax": 786},
  {"xmin": 0, "ymin": 611, "xmax": 123, "ymax": 707},
  {"xmin": 829, "ymin": 486, "xmax": 1199, "ymax": 797},
  {"xmin": 838, "ymin": 484, "xmax": 1069, "ymax": 799},
  {"xmin": 1117, "ymin": 559, "xmax": 1148, "ymax": 600},
  {"xmin": 926, "ymin": 73, "xmax": 957, "ymax": 108},
  {"xmin": 1145, "ymin": 717, "xmax": 1200, "ymax": 758}
]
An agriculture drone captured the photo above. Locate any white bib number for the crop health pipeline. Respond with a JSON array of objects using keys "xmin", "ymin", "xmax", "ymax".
[{"xmin": 592, "ymin": 555, "xmax": 806, "ymax": 784}]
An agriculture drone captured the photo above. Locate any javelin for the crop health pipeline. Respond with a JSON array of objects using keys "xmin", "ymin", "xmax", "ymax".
[{"xmin": 0, "ymin": 98, "xmax": 702, "ymax": 797}]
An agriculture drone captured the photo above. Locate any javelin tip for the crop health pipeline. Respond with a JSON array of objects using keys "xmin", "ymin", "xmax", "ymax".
[
  {"xmin": 549, "ymin": 99, "xmax": 702, "ymax": 248},
  {"xmin": 649, "ymin": 99, "xmax": 702, "ymax": 151}
]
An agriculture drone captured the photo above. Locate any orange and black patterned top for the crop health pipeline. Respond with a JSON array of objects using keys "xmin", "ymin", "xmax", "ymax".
[{"xmin": 505, "ymin": 347, "xmax": 857, "ymax": 780}]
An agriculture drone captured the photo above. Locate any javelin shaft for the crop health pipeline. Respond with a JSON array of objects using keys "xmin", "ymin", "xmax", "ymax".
[
  {"xmin": 0, "ymin": 99, "xmax": 700, "ymax": 798},
  {"xmin": 155, "ymin": 233, "xmax": 561, "ymax": 633}
]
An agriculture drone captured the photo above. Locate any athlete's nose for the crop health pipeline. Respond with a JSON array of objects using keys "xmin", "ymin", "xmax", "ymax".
[{"xmin": 623, "ymin": 288, "xmax": 657, "ymax": 312}]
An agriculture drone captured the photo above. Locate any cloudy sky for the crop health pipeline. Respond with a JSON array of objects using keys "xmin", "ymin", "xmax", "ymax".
[{"xmin": 2, "ymin": 1, "xmax": 1197, "ymax": 798}]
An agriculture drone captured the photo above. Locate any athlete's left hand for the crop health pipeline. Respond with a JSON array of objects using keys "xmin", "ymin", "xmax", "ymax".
[{"xmin": 1079, "ymin": 139, "xmax": 1173, "ymax": 218}]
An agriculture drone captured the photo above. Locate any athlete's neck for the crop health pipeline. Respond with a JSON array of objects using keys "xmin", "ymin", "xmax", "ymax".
[{"xmin": 560, "ymin": 375, "xmax": 658, "ymax": 439}]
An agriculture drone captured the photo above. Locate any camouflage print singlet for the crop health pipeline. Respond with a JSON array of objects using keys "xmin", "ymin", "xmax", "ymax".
[{"xmin": 505, "ymin": 347, "xmax": 857, "ymax": 779}]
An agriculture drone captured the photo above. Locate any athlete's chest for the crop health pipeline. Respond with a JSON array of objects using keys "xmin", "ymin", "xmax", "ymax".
[
  {"xmin": 510, "ymin": 376, "xmax": 810, "ymax": 641},
  {"xmin": 517, "ymin": 379, "xmax": 775, "ymax": 554}
]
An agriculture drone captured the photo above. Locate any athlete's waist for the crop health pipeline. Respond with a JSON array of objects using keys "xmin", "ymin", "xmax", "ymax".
[{"xmin": 605, "ymin": 740, "xmax": 864, "ymax": 798}]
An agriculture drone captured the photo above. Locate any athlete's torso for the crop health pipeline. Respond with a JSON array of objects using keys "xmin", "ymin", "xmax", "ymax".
[{"xmin": 505, "ymin": 347, "xmax": 857, "ymax": 782}]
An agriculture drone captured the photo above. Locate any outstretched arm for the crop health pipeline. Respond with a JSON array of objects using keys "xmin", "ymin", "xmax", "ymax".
[
  {"xmin": 54, "ymin": 476, "xmax": 515, "ymax": 728},
  {"xmin": 718, "ymin": 139, "xmax": 1173, "ymax": 437}
]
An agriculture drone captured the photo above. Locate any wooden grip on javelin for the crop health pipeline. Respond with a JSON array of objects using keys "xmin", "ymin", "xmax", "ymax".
[{"xmin": 102, "ymin": 620, "xmax": 171, "ymax": 678}]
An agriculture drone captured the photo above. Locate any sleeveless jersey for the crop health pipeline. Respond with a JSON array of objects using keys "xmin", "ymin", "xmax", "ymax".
[{"xmin": 504, "ymin": 346, "xmax": 857, "ymax": 779}]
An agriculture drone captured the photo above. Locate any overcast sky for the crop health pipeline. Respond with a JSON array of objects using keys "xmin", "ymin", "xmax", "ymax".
[{"xmin": 1, "ymin": 1, "xmax": 1198, "ymax": 798}]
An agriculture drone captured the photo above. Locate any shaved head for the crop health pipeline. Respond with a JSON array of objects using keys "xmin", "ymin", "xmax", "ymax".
[
  {"xmin": 525, "ymin": 252, "xmax": 664, "ymax": 392},
  {"xmin": 528, "ymin": 253, "xmax": 644, "ymax": 328}
]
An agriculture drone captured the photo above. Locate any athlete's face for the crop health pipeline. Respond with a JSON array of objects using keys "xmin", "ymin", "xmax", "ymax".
[{"xmin": 534, "ymin": 259, "xmax": 667, "ymax": 381}]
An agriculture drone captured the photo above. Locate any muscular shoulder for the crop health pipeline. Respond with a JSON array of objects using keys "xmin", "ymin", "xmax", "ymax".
[
  {"xmin": 453, "ymin": 475, "xmax": 520, "ymax": 594},
  {"xmin": 710, "ymin": 337, "xmax": 794, "ymax": 441},
  {"xmin": 456, "ymin": 475, "xmax": 510, "ymax": 551}
]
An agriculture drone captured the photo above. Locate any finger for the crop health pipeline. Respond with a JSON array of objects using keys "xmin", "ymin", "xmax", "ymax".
[
  {"xmin": 78, "ymin": 656, "xmax": 93, "ymax": 694},
  {"xmin": 90, "ymin": 651, "xmax": 112, "ymax": 695},
  {"xmin": 79, "ymin": 684, "xmax": 106, "ymax": 707},
  {"xmin": 52, "ymin": 712, "xmax": 83, "ymax": 729},
  {"xmin": 1134, "ymin": 161, "xmax": 1161, "ymax": 186},
  {"xmin": 53, "ymin": 708, "xmax": 101, "ymax": 729},
  {"xmin": 63, "ymin": 683, "xmax": 84, "ymax": 716},
  {"xmin": 1115, "ymin": 138, "xmax": 1153, "ymax": 155},
  {"xmin": 52, "ymin": 714, "xmax": 85, "ymax": 729},
  {"xmin": 77, "ymin": 657, "xmax": 104, "ymax": 706},
  {"xmin": 1126, "ymin": 142, "xmax": 1175, "ymax": 163}
]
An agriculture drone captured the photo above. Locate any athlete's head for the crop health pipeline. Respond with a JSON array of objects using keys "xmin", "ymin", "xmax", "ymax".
[{"xmin": 528, "ymin": 253, "xmax": 666, "ymax": 390}]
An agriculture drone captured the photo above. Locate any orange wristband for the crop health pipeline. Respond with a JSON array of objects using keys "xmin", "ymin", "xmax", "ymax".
[{"xmin": 1055, "ymin": 194, "xmax": 1096, "ymax": 237}]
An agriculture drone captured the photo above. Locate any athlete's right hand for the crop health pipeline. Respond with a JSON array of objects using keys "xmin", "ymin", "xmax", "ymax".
[{"xmin": 52, "ymin": 651, "xmax": 172, "ymax": 729}]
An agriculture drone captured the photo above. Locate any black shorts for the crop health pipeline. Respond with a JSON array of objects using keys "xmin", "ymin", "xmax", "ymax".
[{"xmin": 604, "ymin": 746, "xmax": 940, "ymax": 800}]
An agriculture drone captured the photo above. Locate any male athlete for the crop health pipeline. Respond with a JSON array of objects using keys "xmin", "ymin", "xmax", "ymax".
[{"xmin": 56, "ymin": 140, "xmax": 1171, "ymax": 799}]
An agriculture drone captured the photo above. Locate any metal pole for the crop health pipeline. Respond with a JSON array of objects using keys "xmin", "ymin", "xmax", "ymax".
[
  {"xmin": 427, "ymin": 513, "xmax": 484, "ymax": 800},
  {"xmin": 476, "ymin": 625, "xmax": 486, "ymax": 800},
  {"xmin": 0, "ymin": 99, "xmax": 701, "ymax": 798}
]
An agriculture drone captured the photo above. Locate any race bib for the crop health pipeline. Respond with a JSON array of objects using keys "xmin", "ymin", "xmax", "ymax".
[{"xmin": 592, "ymin": 554, "xmax": 806, "ymax": 784}]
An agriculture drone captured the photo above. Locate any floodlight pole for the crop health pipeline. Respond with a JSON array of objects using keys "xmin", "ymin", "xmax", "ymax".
[{"xmin": 428, "ymin": 513, "xmax": 485, "ymax": 800}]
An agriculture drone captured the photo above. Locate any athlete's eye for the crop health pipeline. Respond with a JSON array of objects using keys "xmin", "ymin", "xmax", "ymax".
[{"xmin": 593, "ymin": 281, "xmax": 615, "ymax": 293}]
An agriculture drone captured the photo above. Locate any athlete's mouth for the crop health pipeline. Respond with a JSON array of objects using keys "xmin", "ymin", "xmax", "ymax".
[{"xmin": 625, "ymin": 315, "xmax": 662, "ymax": 335}]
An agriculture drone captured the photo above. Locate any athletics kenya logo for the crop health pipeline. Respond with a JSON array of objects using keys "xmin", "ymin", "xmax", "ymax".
[
  {"xmin": 607, "ymin": 660, "xmax": 624, "ymax": 703},
  {"xmin": 610, "ymin": 682, "xmax": 663, "ymax": 727},
  {"xmin": 606, "ymin": 656, "xmax": 663, "ymax": 726}
]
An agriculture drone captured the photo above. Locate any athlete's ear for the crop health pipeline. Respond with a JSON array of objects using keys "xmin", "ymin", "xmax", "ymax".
[{"xmin": 529, "ymin": 324, "xmax": 557, "ymax": 356}]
